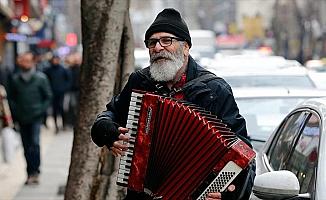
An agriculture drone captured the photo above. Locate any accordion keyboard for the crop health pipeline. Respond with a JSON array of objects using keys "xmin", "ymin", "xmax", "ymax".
[{"xmin": 117, "ymin": 92, "xmax": 144, "ymax": 186}]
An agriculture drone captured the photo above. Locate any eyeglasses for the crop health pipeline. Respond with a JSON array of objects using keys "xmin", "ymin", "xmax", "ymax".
[{"xmin": 144, "ymin": 36, "xmax": 184, "ymax": 48}]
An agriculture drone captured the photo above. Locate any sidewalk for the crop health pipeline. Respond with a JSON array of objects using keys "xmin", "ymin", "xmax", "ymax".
[{"xmin": 0, "ymin": 122, "xmax": 73, "ymax": 200}]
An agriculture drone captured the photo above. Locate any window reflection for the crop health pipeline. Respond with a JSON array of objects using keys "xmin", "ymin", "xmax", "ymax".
[
  {"xmin": 284, "ymin": 114, "xmax": 320, "ymax": 194},
  {"xmin": 268, "ymin": 112, "xmax": 307, "ymax": 170}
]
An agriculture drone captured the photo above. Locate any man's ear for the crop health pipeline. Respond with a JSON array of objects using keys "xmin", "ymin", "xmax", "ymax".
[{"xmin": 183, "ymin": 43, "xmax": 190, "ymax": 56}]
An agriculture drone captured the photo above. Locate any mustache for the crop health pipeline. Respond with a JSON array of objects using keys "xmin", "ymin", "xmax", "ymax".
[{"xmin": 150, "ymin": 51, "xmax": 174, "ymax": 63}]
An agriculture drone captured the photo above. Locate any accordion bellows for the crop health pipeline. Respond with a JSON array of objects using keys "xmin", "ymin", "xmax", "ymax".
[{"xmin": 117, "ymin": 91, "xmax": 255, "ymax": 200}]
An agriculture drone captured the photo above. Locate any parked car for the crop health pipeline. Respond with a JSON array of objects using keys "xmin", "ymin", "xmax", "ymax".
[
  {"xmin": 250, "ymin": 97, "xmax": 326, "ymax": 200},
  {"xmin": 308, "ymin": 71, "xmax": 326, "ymax": 89},
  {"xmin": 234, "ymin": 87, "xmax": 326, "ymax": 151},
  {"xmin": 305, "ymin": 59, "xmax": 326, "ymax": 89},
  {"xmin": 209, "ymin": 65, "xmax": 316, "ymax": 88},
  {"xmin": 210, "ymin": 54, "xmax": 292, "ymax": 69}
]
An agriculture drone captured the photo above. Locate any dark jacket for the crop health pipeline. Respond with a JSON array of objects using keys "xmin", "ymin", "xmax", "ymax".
[
  {"xmin": 44, "ymin": 64, "xmax": 71, "ymax": 95},
  {"xmin": 91, "ymin": 56, "xmax": 254, "ymax": 200},
  {"xmin": 8, "ymin": 71, "xmax": 52, "ymax": 124}
]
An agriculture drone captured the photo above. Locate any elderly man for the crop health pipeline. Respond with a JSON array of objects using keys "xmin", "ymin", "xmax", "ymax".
[{"xmin": 91, "ymin": 8, "xmax": 255, "ymax": 200}]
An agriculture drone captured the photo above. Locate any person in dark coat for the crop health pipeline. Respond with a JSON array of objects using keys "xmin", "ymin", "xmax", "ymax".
[
  {"xmin": 8, "ymin": 52, "xmax": 52, "ymax": 185},
  {"xmin": 44, "ymin": 55, "xmax": 71, "ymax": 132},
  {"xmin": 91, "ymin": 8, "xmax": 255, "ymax": 200},
  {"xmin": 65, "ymin": 53, "xmax": 81, "ymax": 127}
]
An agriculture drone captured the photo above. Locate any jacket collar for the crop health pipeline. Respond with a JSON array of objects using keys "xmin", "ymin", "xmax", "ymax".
[{"xmin": 185, "ymin": 55, "xmax": 199, "ymax": 81}]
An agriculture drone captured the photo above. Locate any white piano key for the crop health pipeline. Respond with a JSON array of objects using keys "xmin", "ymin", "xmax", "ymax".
[
  {"xmin": 127, "ymin": 115, "xmax": 138, "ymax": 122},
  {"xmin": 119, "ymin": 160, "xmax": 131, "ymax": 166},
  {"xmin": 126, "ymin": 124, "xmax": 137, "ymax": 130},
  {"xmin": 128, "ymin": 110, "xmax": 139, "ymax": 117},
  {"xmin": 128, "ymin": 106, "xmax": 141, "ymax": 112},
  {"xmin": 131, "ymin": 92, "xmax": 144, "ymax": 98},
  {"xmin": 130, "ymin": 101, "xmax": 142, "ymax": 107},
  {"xmin": 124, "ymin": 151, "xmax": 133, "ymax": 156},
  {"xmin": 121, "ymin": 155, "xmax": 133, "ymax": 161},
  {"xmin": 127, "ymin": 119, "xmax": 138, "ymax": 125},
  {"xmin": 118, "ymin": 168, "xmax": 130, "ymax": 174},
  {"xmin": 129, "ymin": 138, "xmax": 136, "ymax": 143},
  {"xmin": 119, "ymin": 164, "xmax": 130, "ymax": 170},
  {"xmin": 117, "ymin": 178, "xmax": 128, "ymax": 184},
  {"xmin": 117, "ymin": 174, "xmax": 127, "ymax": 179},
  {"xmin": 128, "ymin": 105, "xmax": 141, "ymax": 111},
  {"xmin": 131, "ymin": 96, "xmax": 142, "ymax": 103}
]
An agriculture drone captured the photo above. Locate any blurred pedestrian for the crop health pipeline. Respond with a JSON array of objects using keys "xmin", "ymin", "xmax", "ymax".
[
  {"xmin": 65, "ymin": 53, "xmax": 81, "ymax": 128},
  {"xmin": 44, "ymin": 54, "xmax": 71, "ymax": 133},
  {"xmin": 34, "ymin": 53, "xmax": 51, "ymax": 128},
  {"xmin": 0, "ymin": 83, "xmax": 19, "ymax": 164},
  {"xmin": 7, "ymin": 52, "xmax": 52, "ymax": 185},
  {"xmin": 34, "ymin": 53, "xmax": 50, "ymax": 72}
]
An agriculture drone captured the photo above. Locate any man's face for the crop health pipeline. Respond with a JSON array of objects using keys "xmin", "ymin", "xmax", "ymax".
[
  {"xmin": 19, "ymin": 53, "xmax": 34, "ymax": 71},
  {"xmin": 148, "ymin": 32, "xmax": 189, "ymax": 82},
  {"xmin": 51, "ymin": 57, "xmax": 61, "ymax": 65}
]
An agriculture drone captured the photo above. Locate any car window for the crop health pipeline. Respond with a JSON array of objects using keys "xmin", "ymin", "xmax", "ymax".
[
  {"xmin": 267, "ymin": 111, "xmax": 309, "ymax": 170},
  {"xmin": 283, "ymin": 113, "xmax": 320, "ymax": 194},
  {"xmin": 237, "ymin": 97, "xmax": 310, "ymax": 150}
]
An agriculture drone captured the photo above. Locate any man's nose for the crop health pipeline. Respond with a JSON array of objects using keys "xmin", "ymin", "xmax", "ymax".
[{"xmin": 153, "ymin": 41, "xmax": 164, "ymax": 52}]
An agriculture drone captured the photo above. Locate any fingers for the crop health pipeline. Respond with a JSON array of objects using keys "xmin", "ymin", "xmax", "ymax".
[
  {"xmin": 205, "ymin": 184, "xmax": 236, "ymax": 200},
  {"xmin": 118, "ymin": 127, "xmax": 129, "ymax": 134},
  {"xmin": 110, "ymin": 146, "xmax": 126, "ymax": 156},
  {"xmin": 118, "ymin": 133, "xmax": 129, "ymax": 142},
  {"xmin": 206, "ymin": 192, "xmax": 221, "ymax": 200},
  {"xmin": 110, "ymin": 127, "xmax": 130, "ymax": 157},
  {"xmin": 227, "ymin": 184, "xmax": 235, "ymax": 192}
]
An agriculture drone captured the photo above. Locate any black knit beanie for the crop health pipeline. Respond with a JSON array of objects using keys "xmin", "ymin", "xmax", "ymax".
[{"xmin": 145, "ymin": 8, "xmax": 192, "ymax": 48}]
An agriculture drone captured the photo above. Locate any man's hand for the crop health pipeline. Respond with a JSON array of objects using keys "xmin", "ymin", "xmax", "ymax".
[
  {"xmin": 110, "ymin": 127, "xmax": 129, "ymax": 156},
  {"xmin": 206, "ymin": 184, "xmax": 235, "ymax": 200}
]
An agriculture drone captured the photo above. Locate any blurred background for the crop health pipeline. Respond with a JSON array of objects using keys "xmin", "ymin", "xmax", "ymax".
[
  {"xmin": 0, "ymin": 0, "xmax": 324, "ymax": 71},
  {"xmin": 0, "ymin": 0, "xmax": 326, "ymax": 199}
]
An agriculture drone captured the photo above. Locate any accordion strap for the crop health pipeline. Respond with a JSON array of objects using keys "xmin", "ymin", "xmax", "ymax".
[
  {"xmin": 137, "ymin": 69, "xmax": 217, "ymax": 97},
  {"xmin": 170, "ymin": 73, "xmax": 218, "ymax": 96}
]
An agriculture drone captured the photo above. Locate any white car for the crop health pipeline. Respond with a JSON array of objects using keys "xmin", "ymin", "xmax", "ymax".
[
  {"xmin": 308, "ymin": 71, "xmax": 326, "ymax": 89},
  {"xmin": 251, "ymin": 97, "xmax": 326, "ymax": 200},
  {"xmin": 209, "ymin": 65, "xmax": 316, "ymax": 88},
  {"xmin": 234, "ymin": 87, "xmax": 326, "ymax": 151}
]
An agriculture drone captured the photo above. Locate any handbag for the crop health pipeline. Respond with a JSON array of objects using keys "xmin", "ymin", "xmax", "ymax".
[{"xmin": 1, "ymin": 126, "xmax": 20, "ymax": 163}]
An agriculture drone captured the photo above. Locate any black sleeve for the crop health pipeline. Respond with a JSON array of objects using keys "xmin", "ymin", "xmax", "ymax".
[
  {"xmin": 90, "ymin": 117, "xmax": 120, "ymax": 147},
  {"xmin": 208, "ymin": 80, "xmax": 248, "ymax": 139},
  {"xmin": 90, "ymin": 72, "xmax": 138, "ymax": 147}
]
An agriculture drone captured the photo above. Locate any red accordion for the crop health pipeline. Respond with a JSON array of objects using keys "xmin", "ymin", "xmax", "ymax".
[{"xmin": 117, "ymin": 91, "xmax": 255, "ymax": 199}]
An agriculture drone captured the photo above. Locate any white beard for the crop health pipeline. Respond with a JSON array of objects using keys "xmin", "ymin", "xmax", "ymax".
[{"xmin": 149, "ymin": 46, "xmax": 184, "ymax": 82}]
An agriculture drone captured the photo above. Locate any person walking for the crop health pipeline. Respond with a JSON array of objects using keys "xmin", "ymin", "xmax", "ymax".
[
  {"xmin": 44, "ymin": 54, "xmax": 71, "ymax": 133},
  {"xmin": 91, "ymin": 8, "xmax": 255, "ymax": 200},
  {"xmin": 7, "ymin": 52, "xmax": 52, "ymax": 185}
]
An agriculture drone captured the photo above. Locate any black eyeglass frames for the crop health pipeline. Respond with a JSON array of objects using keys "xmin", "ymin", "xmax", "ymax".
[{"xmin": 144, "ymin": 36, "xmax": 184, "ymax": 48}]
